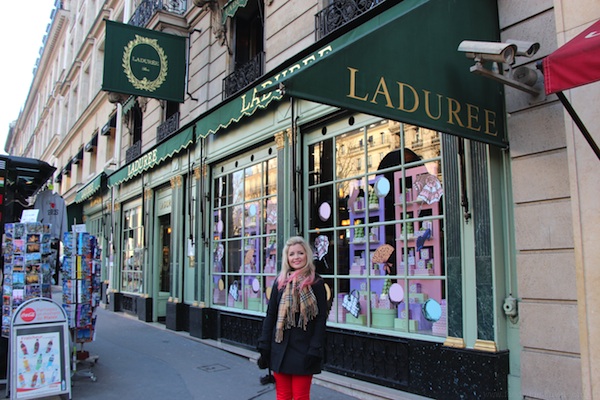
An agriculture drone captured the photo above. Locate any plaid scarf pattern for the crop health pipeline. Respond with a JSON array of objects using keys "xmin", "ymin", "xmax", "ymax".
[{"xmin": 274, "ymin": 273, "xmax": 318, "ymax": 343}]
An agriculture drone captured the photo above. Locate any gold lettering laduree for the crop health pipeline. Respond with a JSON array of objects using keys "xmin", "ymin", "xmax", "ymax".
[
  {"xmin": 346, "ymin": 67, "xmax": 498, "ymax": 137},
  {"xmin": 240, "ymin": 45, "xmax": 334, "ymax": 114},
  {"xmin": 132, "ymin": 56, "xmax": 160, "ymax": 67},
  {"xmin": 127, "ymin": 149, "xmax": 158, "ymax": 178}
]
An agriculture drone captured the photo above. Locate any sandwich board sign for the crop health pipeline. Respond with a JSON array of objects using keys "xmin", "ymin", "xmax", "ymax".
[{"xmin": 10, "ymin": 298, "xmax": 71, "ymax": 400}]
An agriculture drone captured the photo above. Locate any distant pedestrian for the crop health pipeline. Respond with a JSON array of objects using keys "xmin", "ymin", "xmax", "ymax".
[{"xmin": 257, "ymin": 236, "xmax": 328, "ymax": 400}]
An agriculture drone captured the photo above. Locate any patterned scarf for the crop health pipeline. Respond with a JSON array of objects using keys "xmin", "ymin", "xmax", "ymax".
[{"xmin": 274, "ymin": 272, "xmax": 318, "ymax": 343}]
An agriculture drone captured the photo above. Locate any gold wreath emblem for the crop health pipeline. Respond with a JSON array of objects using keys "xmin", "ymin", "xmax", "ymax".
[{"xmin": 122, "ymin": 35, "xmax": 168, "ymax": 92}]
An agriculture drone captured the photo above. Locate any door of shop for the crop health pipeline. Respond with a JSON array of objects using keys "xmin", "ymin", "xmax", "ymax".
[{"xmin": 155, "ymin": 187, "xmax": 172, "ymax": 321}]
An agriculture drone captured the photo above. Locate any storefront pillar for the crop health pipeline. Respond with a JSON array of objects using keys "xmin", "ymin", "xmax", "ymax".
[
  {"xmin": 109, "ymin": 291, "xmax": 122, "ymax": 312},
  {"xmin": 166, "ymin": 299, "xmax": 188, "ymax": 331},
  {"xmin": 137, "ymin": 295, "xmax": 153, "ymax": 322}
]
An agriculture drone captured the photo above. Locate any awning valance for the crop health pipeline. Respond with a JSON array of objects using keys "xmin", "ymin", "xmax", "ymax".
[
  {"xmin": 222, "ymin": 0, "xmax": 248, "ymax": 24},
  {"xmin": 108, "ymin": 124, "xmax": 195, "ymax": 187},
  {"xmin": 75, "ymin": 172, "xmax": 107, "ymax": 203}
]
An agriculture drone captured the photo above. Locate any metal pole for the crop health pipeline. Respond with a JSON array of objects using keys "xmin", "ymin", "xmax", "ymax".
[{"xmin": 556, "ymin": 91, "xmax": 600, "ymax": 160}]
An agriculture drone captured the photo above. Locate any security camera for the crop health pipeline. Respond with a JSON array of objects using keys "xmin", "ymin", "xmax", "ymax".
[
  {"xmin": 506, "ymin": 39, "xmax": 540, "ymax": 57},
  {"xmin": 458, "ymin": 40, "xmax": 518, "ymax": 64}
]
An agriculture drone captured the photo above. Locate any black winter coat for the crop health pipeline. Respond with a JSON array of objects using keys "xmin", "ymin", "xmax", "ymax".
[{"xmin": 257, "ymin": 277, "xmax": 328, "ymax": 375}]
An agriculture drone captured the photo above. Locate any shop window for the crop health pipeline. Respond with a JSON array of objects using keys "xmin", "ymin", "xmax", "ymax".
[
  {"xmin": 121, "ymin": 204, "xmax": 144, "ymax": 293},
  {"xmin": 307, "ymin": 118, "xmax": 447, "ymax": 338},
  {"xmin": 211, "ymin": 151, "xmax": 277, "ymax": 312}
]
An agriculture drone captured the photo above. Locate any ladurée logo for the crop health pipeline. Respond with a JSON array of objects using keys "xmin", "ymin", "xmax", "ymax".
[{"xmin": 122, "ymin": 35, "xmax": 168, "ymax": 92}]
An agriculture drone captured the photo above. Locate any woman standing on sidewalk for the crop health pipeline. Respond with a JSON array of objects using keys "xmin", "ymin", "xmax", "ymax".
[{"xmin": 257, "ymin": 236, "xmax": 328, "ymax": 400}]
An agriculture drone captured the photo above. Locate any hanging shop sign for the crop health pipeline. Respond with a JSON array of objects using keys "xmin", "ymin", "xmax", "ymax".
[
  {"xmin": 102, "ymin": 20, "xmax": 187, "ymax": 103},
  {"xmin": 107, "ymin": 125, "xmax": 195, "ymax": 187},
  {"xmin": 10, "ymin": 298, "xmax": 71, "ymax": 400}
]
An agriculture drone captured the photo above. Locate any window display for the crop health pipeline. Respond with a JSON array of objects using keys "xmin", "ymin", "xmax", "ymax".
[
  {"xmin": 307, "ymin": 118, "xmax": 446, "ymax": 338},
  {"xmin": 121, "ymin": 205, "xmax": 144, "ymax": 293},
  {"xmin": 211, "ymin": 153, "xmax": 277, "ymax": 312}
]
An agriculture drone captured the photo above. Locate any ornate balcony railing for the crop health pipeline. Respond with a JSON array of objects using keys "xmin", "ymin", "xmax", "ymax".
[
  {"xmin": 222, "ymin": 52, "xmax": 265, "ymax": 100},
  {"xmin": 129, "ymin": 0, "xmax": 187, "ymax": 27},
  {"xmin": 157, "ymin": 112, "xmax": 180, "ymax": 143},
  {"xmin": 126, "ymin": 141, "xmax": 142, "ymax": 164},
  {"xmin": 315, "ymin": 0, "xmax": 385, "ymax": 40}
]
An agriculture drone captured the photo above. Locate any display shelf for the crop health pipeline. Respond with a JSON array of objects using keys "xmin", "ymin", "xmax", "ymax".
[
  {"xmin": 348, "ymin": 177, "xmax": 387, "ymax": 305},
  {"xmin": 393, "ymin": 167, "xmax": 445, "ymax": 335},
  {"xmin": 1, "ymin": 222, "xmax": 54, "ymax": 337}
]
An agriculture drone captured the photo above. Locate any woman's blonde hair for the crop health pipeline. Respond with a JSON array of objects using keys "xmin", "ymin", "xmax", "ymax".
[{"xmin": 277, "ymin": 236, "xmax": 316, "ymax": 289}]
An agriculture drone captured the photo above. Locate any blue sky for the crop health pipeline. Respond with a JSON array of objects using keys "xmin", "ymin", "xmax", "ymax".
[{"xmin": 0, "ymin": 1, "xmax": 56, "ymax": 155}]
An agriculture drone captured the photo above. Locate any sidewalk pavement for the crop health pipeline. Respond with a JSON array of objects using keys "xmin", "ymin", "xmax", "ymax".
[{"xmin": 39, "ymin": 287, "xmax": 425, "ymax": 400}]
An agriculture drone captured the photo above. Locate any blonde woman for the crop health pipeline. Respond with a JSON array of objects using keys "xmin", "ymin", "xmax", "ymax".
[{"xmin": 257, "ymin": 236, "xmax": 328, "ymax": 400}]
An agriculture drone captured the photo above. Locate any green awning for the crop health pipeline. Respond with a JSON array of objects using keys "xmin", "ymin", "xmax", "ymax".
[
  {"xmin": 122, "ymin": 96, "xmax": 136, "ymax": 114},
  {"xmin": 222, "ymin": 0, "xmax": 248, "ymax": 24},
  {"xmin": 108, "ymin": 125, "xmax": 195, "ymax": 187},
  {"xmin": 75, "ymin": 172, "xmax": 107, "ymax": 203},
  {"xmin": 275, "ymin": 0, "xmax": 507, "ymax": 147},
  {"xmin": 192, "ymin": 0, "xmax": 505, "ymax": 147}
]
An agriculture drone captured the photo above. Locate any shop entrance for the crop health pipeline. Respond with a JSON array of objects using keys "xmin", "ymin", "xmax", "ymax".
[{"xmin": 157, "ymin": 214, "xmax": 171, "ymax": 321}]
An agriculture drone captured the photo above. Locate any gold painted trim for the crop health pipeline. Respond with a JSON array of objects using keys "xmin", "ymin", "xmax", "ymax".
[
  {"xmin": 473, "ymin": 339, "xmax": 498, "ymax": 352},
  {"xmin": 443, "ymin": 337, "xmax": 466, "ymax": 349},
  {"xmin": 275, "ymin": 131, "xmax": 285, "ymax": 150},
  {"xmin": 287, "ymin": 128, "xmax": 293, "ymax": 146},
  {"xmin": 194, "ymin": 167, "xmax": 201, "ymax": 180},
  {"xmin": 171, "ymin": 175, "xmax": 183, "ymax": 188}
]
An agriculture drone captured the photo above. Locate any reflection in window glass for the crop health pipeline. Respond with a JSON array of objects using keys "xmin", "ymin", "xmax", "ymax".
[
  {"xmin": 211, "ymin": 156, "xmax": 277, "ymax": 313},
  {"xmin": 121, "ymin": 204, "xmax": 144, "ymax": 293},
  {"xmin": 308, "ymin": 119, "xmax": 446, "ymax": 338}
]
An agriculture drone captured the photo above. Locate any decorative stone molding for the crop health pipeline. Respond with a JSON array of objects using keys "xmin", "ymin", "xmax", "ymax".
[
  {"xmin": 194, "ymin": 166, "xmax": 201, "ymax": 180},
  {"xmin": 107, "ymin": 92, "xmax": 128, "ymax": 104},
  {"xmin": 275, "ymin": 130, "xmax": 287, "ymax": 150},
  {"xmin": 171, "ymin": 175, "xmax": 183, "ymax": 188},
  {"xmin": 137, "ymin": 96, "xmax": 149, "ymax": 112}
]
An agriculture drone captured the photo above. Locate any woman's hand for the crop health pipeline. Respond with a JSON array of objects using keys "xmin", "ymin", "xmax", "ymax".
[{"xmin": 257, "ymin": 350, "xmax": 270, "ymax": 369}]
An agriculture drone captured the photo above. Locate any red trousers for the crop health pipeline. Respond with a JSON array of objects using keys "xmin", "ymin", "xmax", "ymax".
[{"xmin": 273, "ymin": 372, "xmax": 313, "ymax": 400}]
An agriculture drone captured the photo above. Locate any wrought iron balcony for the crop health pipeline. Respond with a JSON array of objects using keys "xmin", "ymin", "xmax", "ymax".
[
  {"xmin": 157, "ymin": 112, "xmax": 180, "ymax": 143},
  {"xmin": 315, "ymin": 0, "xmax": 385, "ymax": 40},
  {"xmin": 126, "ymin": 141, "xmax": 142, "ymax": 164},
  {"xmin": 223, "ymin": 52, "xmax": 265, "ymax": 100},
  {"xmin": 129, "ymin": 0, "xmax": 187, "ymax": 27}
]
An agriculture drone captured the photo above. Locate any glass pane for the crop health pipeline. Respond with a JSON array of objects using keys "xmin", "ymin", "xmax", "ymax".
[
  {"xmin": 265, "ymin": 158, "xmax": 277, "ymax": 195},
  {"xmin": 336, "ymin": 128, "xmax": 363, "ymax": 180},
  {"xmin": 231, "ymin": 170, "xmax": 244, "ymax": 204},
  {"xmin": 309, "ymin": 186, "xmax": 335, "ymax": 230},
  {"xmin": 245, "ymin": 164, "xmax": 262, "ymax": 200},
  {"xmin": 264, "ymin": 197, "xmax": 277, "ymax": 236}
]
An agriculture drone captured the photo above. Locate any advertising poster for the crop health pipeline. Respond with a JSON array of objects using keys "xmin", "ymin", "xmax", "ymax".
[
  {"xmin": 10, "ymin": 298, "xmax": 71, "ymax": 400},
  {"xmin": 14, "ymin": 328, "xmax": 66, "ymax": 397}
]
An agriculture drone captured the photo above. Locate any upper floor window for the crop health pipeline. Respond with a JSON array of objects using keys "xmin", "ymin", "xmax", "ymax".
[{"xmin": 222, "ymin": 0, "xmax": 265, "ymax": 98}]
